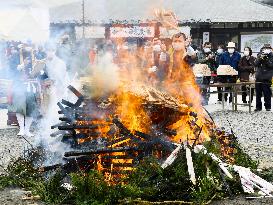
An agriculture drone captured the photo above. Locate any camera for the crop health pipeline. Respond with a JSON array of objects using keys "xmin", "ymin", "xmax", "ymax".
[{"xmin": 262, "ymin": 51, "xmax": 270, "ymax": 56}]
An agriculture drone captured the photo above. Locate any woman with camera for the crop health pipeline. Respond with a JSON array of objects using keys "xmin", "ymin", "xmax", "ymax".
[{"xmin": 254, "ymin": 44, "xmax": 273, "ymax": 111}]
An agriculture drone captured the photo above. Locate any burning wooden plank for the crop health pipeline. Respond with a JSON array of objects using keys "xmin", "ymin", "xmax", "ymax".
[{"xmin": 64, "ymin": 147, "xmax": 139, "ymax": 157}]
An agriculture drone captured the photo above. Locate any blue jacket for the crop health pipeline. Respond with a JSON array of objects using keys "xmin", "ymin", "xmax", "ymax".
[{"xmin": 219, "ymin": 51, "xmax": 241, "ymax": 70}]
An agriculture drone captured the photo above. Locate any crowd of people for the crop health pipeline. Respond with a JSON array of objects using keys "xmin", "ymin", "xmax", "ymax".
[
  {"xmin": 0, "ymin": 35, "xmax": 73, "ymax": 137},
  {"xmin": 195, "ymin": 41, "xmax": 273, "ymax": 111},
  {"xmin": 1, "ymin": 31, "xmax": 273, "ymax": 137}
]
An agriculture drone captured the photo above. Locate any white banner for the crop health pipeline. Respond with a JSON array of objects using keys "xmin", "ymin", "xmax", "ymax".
[
  {"xmin": 203, "ymin": 32, "xmax": 210, "ymax": 43},
  {"xmin": 75, "ymin": 26, "xmax": 105, "ymax": 39},
  {"xmin": 159, "ymin": 26, "xmax": 191, "ymax": 38},
  {"xmin": 110, "ymin": 26, "xmax": 155, "ymax": 38}
]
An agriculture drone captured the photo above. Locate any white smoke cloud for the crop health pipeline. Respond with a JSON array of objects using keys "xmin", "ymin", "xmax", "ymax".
[{"xmin": 88, "ymin": 52, "xmax": 120, "ymax": 98}]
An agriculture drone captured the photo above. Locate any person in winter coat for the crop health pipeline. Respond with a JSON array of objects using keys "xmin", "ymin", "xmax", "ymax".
[
  {"xmin": 215, "ymin": 45, "xmax": 224, "ymax": 66},
  {"xmin": 215, "ymin": 44, "xmax": 225, "ymax": 102},
  {"xmin": 198, "ymin": 42, "xmax": 218, "ymax": 73},
  {"xmin": 157, "ymin": 43, "xmax": 170, "ymax": 82},
  {"xmin": 197, "ymin": 42, "xmax": 217, "ymax": 105},
  {"xmin": 238, "ymin": 47, "xmax": 255, "ymax": 103},
  {"xmin": 219, "ymin": 42, "xmax": 241, "ymax": 70},
  {"xmin": 219, "ymin": 42, "xmax": 241, "ymax": 103},
  {"xmin": 7, "ymin": 46, "xmax": 20, "ymax": 77},
  {"xmin": 11, "ymin": 57, "xmax": 38, "ymax": 137},
  {"xmin": 254, "ymin": 44, "xmax": 273, "ymax": 111}
]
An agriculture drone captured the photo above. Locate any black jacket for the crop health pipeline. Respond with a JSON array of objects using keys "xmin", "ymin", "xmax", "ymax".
[
  {"xmin": 238, "ymin": 56, "xmax": 255, "ymax": 81},
  {"xmin": 254, "ymin": 52, "xmax": 273, "ymax": 82}
]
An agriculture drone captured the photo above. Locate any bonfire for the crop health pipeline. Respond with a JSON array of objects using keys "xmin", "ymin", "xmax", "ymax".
[{"xmin": 35, "ymin": 9, "xmax": 273, "ymax": 203}]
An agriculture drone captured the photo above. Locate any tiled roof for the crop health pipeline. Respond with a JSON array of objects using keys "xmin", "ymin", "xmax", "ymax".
[{"xmin": 50, "ymin": 0, "xmax": 273, "ymax": 23}]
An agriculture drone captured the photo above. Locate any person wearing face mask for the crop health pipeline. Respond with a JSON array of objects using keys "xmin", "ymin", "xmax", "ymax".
[
  {"xmin": 141, "ymin": 41, "xmax": 153, "ymax": 70},
  {"xmin": 197, "ymin": 42, "xmax": 217, "ymax": 105},
  {"xmin": 218, "ymin": 42, "xmax": 241, "ymax": 103},
  {"xmin": 215, "ymin": 45, "xmax": 224, "ymax": 66},
  {"xmin": 157, "ymin": 43, "xmax": 170, "ymax": 82},
  {"xmin": 198, "ymin": 42, "xmax": 217, "ymax": 73},
  {"xmin": 169, "ymin": 32, "xmax": 196, "ymax": 73},
  {"xmin": 238, "ymin": 47, "xmax": 255, "ymax": 103},
  {"xmin": 198, "ymin": 42, "xmax": 212, "ymax": 62},
  {"xmin": 152, "ymin": 38, "xmax": 162, "ymax": 68},
  {"xmin": 254, "ymin": 44, "xmax": 273, "ymax": 111},
  {"xmin": 215, "ymin": 45, "xmax": 225, "ymax": 102},
  {"xmin": 7, "ymin": 46, "xmax": 20, "ymax": 78},
  {"xmin": 219, "ymin": 42, "xmax": 241, "ymax": 70},
  {"xmin": 168, "ymin": 32, "xmax": 187, "ymax": 78},
  {"xmin": 185, "ymin": 35, "xmax": 197, "ymax": 66}
]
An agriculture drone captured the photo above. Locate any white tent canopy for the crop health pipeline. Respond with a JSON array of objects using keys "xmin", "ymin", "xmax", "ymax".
[
  {"xmin": 0, "ymin": 7, "xmax": 49, "ymax": 43},
  {"xmin": 0, "ymin": 0, "xmax": 81, "ymax": 9},
  {"xmin": 0, "ymin": 0, "xmax": 81, "ymax": 42}
]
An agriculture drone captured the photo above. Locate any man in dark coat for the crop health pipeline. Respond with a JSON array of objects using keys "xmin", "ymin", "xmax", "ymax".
[
  {"xmin": 197, "ymin": 42, "xmax": 218, "ymax": 73},
  {"xmin": 254, "ymin": 44, "xmax": 273, "ymax": 111},
  {"xmin": 219, "ymin": 42, "xmax": 241, "ymax": 69},
  {"xmin": 238, "ymin": 47, "xmax": 255, "ymax": 103},
  {"xmin": 219, "ymin": 42, "xmax": 241, "ymax": 103}
]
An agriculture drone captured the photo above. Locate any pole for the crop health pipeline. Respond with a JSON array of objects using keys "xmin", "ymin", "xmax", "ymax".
[{"xmin": 82, "ymin": 0, "xmax": 85, "ymax": 39}]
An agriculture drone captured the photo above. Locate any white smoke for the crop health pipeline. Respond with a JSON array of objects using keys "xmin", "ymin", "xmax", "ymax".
[
  {"xmin": 89, "ymin": 52, "xmax": 120, "ymax": 98},
  {"xmin": 34, "ymin": 48, "xmax": 122, "ymax": 165}
]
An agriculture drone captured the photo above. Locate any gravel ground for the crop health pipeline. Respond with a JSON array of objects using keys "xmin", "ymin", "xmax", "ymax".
[
  {"xmin": 210, "ymin": 110, "xmax": 273, "ymax": 168},
  {"xmin": 0, "ymin": 107, "xmax": 273, "ymax": 204},
  {"xmin": 0, "ymin": 188, "xmax": 45, "ymax": 205},
  {"xmin": 0, "ymin": 128, "xmax": 35, "ymax": 174}
]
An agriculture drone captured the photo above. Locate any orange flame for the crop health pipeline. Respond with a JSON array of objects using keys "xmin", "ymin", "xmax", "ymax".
[{"xmin": 76, "ymin": 26, "xmax": 216, "ymax": 181}]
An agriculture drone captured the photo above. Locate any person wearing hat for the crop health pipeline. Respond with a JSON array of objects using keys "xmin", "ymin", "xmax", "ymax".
[
  {"xmin": 254, "ymin": 44, "xmax": 273, "ymax": 111},
  {"xmin": 218, "ymin": 42, "xmax": 241, "ymax": 103}
]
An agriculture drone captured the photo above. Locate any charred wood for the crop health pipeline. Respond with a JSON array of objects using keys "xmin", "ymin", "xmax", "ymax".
[
  {"xmin": 58, "ymin": 124, "xmax": 100, "ymax": 130},
  {"xmin": 64, "ymin": 147, "xmax": 140, "ymax": 157},
  {"xmin": 50, "ymin": 130, "xmax": 73, "ymax": 137}
]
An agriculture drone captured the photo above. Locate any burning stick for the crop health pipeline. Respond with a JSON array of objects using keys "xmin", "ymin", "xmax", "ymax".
[
  {"xmin": 64, "ymin": 147, "xmax": 139, "ymax": 157},
  {"xmin": 134, "ymin": 131, "xmax": 175, "ymax": 151},
  {"xmin": 57, "ymin": 102, "xmax": 73, "ymax": 119},
  {"xmin": 66, "ymin": 85, "xmax": 84, "ymax": 107},
  {"xmin": 107, "ymin": 136, "xmax": 131, "ymax": 147},
  {"xmin": 51, "ymin": 122, "xmax": 69, "ymax": 129},
  {"xmin": 57, "ymin": 124, "xmax": 100, "ymax": 130},
  {"xmin": 192, "ymin": 126, "xmax": 203, "ymax": 148},
  {"xmin": 68, "ymin": 85, "xmax": 83, "ymax": 98},
  {"xmin": 50, "ymin": 130, "xmax": 71, "ymax": 137},
  {"xmin": 59, "ymin": 117, "xmax": 73, "ymax": 122},
  {"xmin": 112, "ymin": 118, "xmax": 141, "ymax": 142}
]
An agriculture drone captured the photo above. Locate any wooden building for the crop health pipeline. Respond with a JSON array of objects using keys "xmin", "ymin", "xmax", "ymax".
[{"xmin": 49, "ymin": 0, "xmax": 273, "ymax": 53}]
